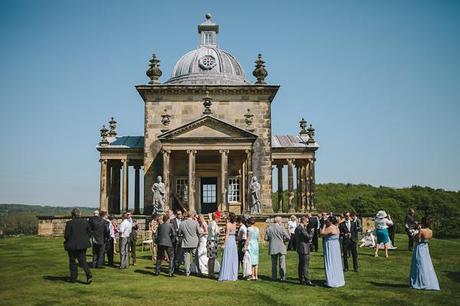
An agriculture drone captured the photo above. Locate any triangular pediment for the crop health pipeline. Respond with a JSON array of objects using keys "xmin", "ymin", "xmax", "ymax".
[{"xmin": 158, "ymin": 115, "xmax": 257, "ymax": 141}]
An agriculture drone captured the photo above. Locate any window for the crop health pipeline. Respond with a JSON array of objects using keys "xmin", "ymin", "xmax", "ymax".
[
  {"xmin": 202, "ymin": 183, "xmax": 216, "ymax": 203},
  {"xmin": 176, "ymin": 178, "xmax": 188, "ymax": 201},
  {"xmin": 228, "ymin": 177, "xmax": 240, "ymax": 202}
]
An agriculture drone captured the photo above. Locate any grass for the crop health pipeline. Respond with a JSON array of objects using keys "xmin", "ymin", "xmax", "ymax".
[{"xmin": 0, "ymin": 234, "xmax": 459, "ymax": 305}]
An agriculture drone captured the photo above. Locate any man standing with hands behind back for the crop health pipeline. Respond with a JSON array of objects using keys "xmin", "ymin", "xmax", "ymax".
[
  {"xmin": 295, "ymin": 216, "xmax": 315, "ymax": 286},
  {"xmin": 264, "ymin": 216, "xmax": 290, "ymax": 281}
]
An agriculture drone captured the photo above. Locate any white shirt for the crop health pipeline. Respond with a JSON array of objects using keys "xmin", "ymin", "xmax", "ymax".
[
  {"xmin": 119, "ymin": 219, "xmax": 132, "ymax": 238},
  {"xmin": 238, "ymin": 224, "xmax": 248, "ymax": 240},
  {"xmin": 107, "ymin": 219, "xmax": 115, "ymax": 238},
  {"xmin": 375, "ymin": 217, "xmax": 393, "ymax": 230},
  {"xmin": 288, "ymin": 220, "xmax": 297, "ymax": 234},
  {"xmin": 346, "ymin": 220, "xmax": 351, "ymax": 231},
  {"xmin": 207, "ymin": 220, "xmax": 219, "ymax": 241}
]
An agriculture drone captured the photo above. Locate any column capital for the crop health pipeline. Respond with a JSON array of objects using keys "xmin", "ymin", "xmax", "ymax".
[
  {"xmin": 187, "ymin": 149, "xmax": 197, "ymax": 155},
  {"xmin": 161, "ymin": 148, "xmax": 171, "ymax": 155},
  {"xmin": 121, "ymin": 158, "xmax": 128, "ymax": 164},
  {"xmin": 219, "ymin": 149, "xmax": 229, "ymax": 155},
  {"xmin": 287, "ymin": 158, "xmax": 295, "ymax": 165},
  {"xmin": 99, "ymin": 159, "xmax": 107, "ymax": 164},
  {"xmin": 244, "ymin": 149, "xmax": 252, "ymax": 154}
]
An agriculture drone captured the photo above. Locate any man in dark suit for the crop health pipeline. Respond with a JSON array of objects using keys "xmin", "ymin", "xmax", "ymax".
[
  {"xmin": 295, "ymin": 216, "xmax": 314, "ymax": 286},
  {"xmin": 404, "ymin": 208, "xmax": 417, "ymax": 251},
  {"xmin": 64, "ymin": 208, "xmax": 92, "ymax": 284},
  {"xmin": 339, "ymin": 211, "xmax": 360, "ymax": 272},
  {"xmin": 308, "ymin": 213, "xmax": 320, "ymax": 252},
  {"xmin": 89, "ymin": 210, "xmax": 110, "ymax": 268},
  {"xmin": 155, "ymin": 214, "xmax": 176, "ymax": 277},
  {"xmin": 171, "ymin": 209, "xmax": 184, "ymax": 270}
]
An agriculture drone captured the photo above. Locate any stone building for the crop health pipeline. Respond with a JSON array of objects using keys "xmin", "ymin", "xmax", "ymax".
[{"xmin": 96, "ymin": 14, "xmax": 319, "ymax": 216}]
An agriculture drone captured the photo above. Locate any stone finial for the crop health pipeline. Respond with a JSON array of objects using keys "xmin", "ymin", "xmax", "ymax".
[
  {"xmin": 99, "ymin": 125, "xmax": 109, "ymax": 146},
  {"xmin": 161, "ymin": 108, "xmax": 171, "ymax": 132},
  {"xmin": 299, "ymin": 118, "xmax": 308, "ymax": 136},
  {"xmin": 202, "ymin": 91, "xmax": 213, "ymax": 115},
  {"xmin": 108, "ymin": 117, "xmax": 117, "ymax": 137},
  {"xmin": 253, "ymin": 53, "xmax": 268, "ymax": 84},
  {"xmin": 146, "ymin": 53, "xmax": 162, "ymax": 84},
  {"xmin": 307, "ymin": 124, "xmax": 316, "ymax": 144},
  {"xmin": 244, "ymin": 109, "xmax": 254, "ymax": 131}
]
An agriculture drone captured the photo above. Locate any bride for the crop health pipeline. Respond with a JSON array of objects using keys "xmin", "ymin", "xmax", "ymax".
[{"xmin": 192, "ymin": 214, "xmax": 219, "ymax": 275}]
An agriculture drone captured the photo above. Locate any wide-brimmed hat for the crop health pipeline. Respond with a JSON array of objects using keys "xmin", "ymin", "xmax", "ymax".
[{"xmin": 376, "ymin": 210, "xmax": 387, "ymax": 219}]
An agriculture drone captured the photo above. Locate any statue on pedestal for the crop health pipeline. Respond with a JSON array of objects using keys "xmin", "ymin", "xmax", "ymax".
[
  {"xmin": 152, "ymin": 176, "xmax": 165, "ymax": 213},
  {"xmin": 249, "ymin": 176, "xmax": 262, "ymax": 214}
]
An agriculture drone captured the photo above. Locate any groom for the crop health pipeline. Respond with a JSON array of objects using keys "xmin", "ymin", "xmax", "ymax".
[{"xmin": 339, "ymin": 211, "xmax": 360, "ymax": 272}]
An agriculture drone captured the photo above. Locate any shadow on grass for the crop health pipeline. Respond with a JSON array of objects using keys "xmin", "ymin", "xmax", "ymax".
[
  {"xmin": 369, "ymin": 281, "xmax": 407, "ymax": 288},
  {"xmin": 444, "ymin": 271, "xmax": 460, "ymax": 283},
  {"xmin": 134, "ymin": 269, "xmax": 156, "ymax": 276},
  {"xmin": 43, "ymin": 275, "xmax": 87, "ymax": 285}
]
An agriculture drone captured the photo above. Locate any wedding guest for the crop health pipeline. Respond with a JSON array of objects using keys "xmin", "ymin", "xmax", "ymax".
[
  {"xmin": 264, "ymin": 216, "xmax": 290, "ymax": 281},
  {"xmin": 308, "ymin": 213, "xmax": 320, "ymax": 252},
  {"xmin": 319, "ymin": 212, "xmax": 328, "ymax": 230},
  {"xmin": 219, "ymin": 212, "xmax": 239, "ymax": 281},
  {"xmin": 236, "ymin": 215, "xmax": 248, "ymax": 273},
  {"xmin": 287, "ymin": 215, "xmax": 297, "ymax": 251},
  {"xmin": 207, "ymin": 212, "xmax": 220, "ymax": 278},
  {"xmin": 409, "ymin": 217, "xmax": 440, "ymax": 291},
  {"xmin": 155, "ymin": 214, "xmax": 176, "ymax": 277},
  {"xmin": 405, "ymin": 208, "xmax": 417, "ymax": 251},
  {"xmin": 119, "ymin": 212, "xmax": 132, "ymax": 269},
  {"xmin": 244, "ymin": 217, "xmax": 260, "ymax": 280},
  {"xmin": 111, "ymin": 217, "xmax": 119, "ymax": 254},
  {"xmin": 374, "ymin": 210, "xmax": 393, "ymax": 258},
  {"xmin": 295, "ymin": 216, "xmax": 314, "ymax": 286},
  {"xmin": 64, "ymin": 208, "xmax": 92, "ymax": 284},
  {"xmin": 360, "ymin": 230, "xmax": 376, "ymax": 248},
  {"xmin": 320, "ymin": 215, "xmax": 345, "ymax": 288},
  {"xmin": 179, "ymin": 212, "xmax": 200, "ymax": 277},
  {"xmin": 150, "ymin": 213, "xmax": 160, "ymax": 262},
  {"xmin": 90, "ymin": 210, "xmax": 109, "ymax": 268},
  {"xmin": 127, "ymin": 211, "xmax": 138, "ymax": 266},
  {"xmin": 193, "ymin": 215, "xmax": 209, "ymax": 275},
  {"xmin": 388, "ymin": 214, "xmax": 396, "ymax": 247},
  {"xmin": 339, "ymin": 211, "xmax": 360, "ymax": 272},
  {"xmin": 105, "ymin": 214, "xmax": 115, "ymax": 266},
  {"xmin": 172, "ymin": 209, "xmax": 184, "ymax": 270}
]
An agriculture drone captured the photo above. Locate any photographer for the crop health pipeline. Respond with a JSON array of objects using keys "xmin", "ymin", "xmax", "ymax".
[{"xmin": 404, "ymin": 208, "xmax": 417, "ymax": 251}]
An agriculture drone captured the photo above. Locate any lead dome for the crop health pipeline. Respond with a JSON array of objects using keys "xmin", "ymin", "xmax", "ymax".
[{"xmin": 165, "ymin": 14, "xmax": 249, "ymax": 85}]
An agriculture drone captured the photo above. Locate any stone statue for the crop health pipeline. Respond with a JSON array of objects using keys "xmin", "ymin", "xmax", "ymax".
[
  {"xmin": 249, "ymin": 176, "xmax": 262, "ymax": 214},
  {"xmin": 152, "ymin": 176, "xmax": 166, "ymax": 213}
]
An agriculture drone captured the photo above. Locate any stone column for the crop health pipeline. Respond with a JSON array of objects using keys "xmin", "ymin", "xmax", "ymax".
[
  {"xmin": 111, "ymin": 163, "xmax": 121, "ymax": 214},
  {"xmin": 277, "ymin": 163, "xmax": 283, "ymax": 213},
  {"xmin": 287, "ymin": 159, "xmax": 295, "ymax": 213},
  {"xmin": 300, "ymin": 162, "xmax": 306, "ymax": 212},
  {"xmin": 245, "ymin": 149, "xmax": 252, "ymax": 212},
  {"xmin": 220, "ymin": 149, "xmax": 229, "ymax": 212},
  {"xmin": 296, "ymin": 164, "xmax": 301, "ymax": 212},
  {"xmin": 241, "ymin": 157, "xmax": 247, "ymax": 212},
  {"xmin": 99, "ymin": 159, "xmax": 109, "ymax": 212},
  {"xmin": 122, "ymin": 159, "xmax": 129, "ymax": 213},
  {"xmin": 310, "ymin": 157, "xmax": 316, "ymax": 211},
  {"xmin": 305, "ymin": 159, "xmax": 311, "ymax": 211},
  {"xmin": 187, "ymin": 150, "xmax": 196, "ymax": 213},
  {"xmin": 134, "ymin": 165, "xmax": 140, "ymax": 215},
  {"xmin": 162, "ymin": 149, "xmax": 171, "ymax": 210}
]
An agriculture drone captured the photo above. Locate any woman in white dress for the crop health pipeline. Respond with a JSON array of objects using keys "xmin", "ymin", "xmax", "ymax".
[{"xmin": 192, "ymin": 215, "xmax": 209, "ymax": 275}]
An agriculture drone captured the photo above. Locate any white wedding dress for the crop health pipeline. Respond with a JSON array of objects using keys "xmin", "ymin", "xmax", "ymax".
[{"xmin": 191, "ymin": 235, "xmax": 220, "ymax": 275}]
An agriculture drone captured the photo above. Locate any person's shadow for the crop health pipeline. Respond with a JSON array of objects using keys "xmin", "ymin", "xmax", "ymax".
[
  {"xmin": 369, "ymin": 281, "xmax": 407, "ymax": 288},
  {"xmin": 43, "ymin": 275, "xmax": 86, "ymax": 284}
]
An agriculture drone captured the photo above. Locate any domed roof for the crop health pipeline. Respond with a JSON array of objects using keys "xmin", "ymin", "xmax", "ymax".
[{"xmin": 165, "ymin": 14, "xmax": 249, "ymax": 85}]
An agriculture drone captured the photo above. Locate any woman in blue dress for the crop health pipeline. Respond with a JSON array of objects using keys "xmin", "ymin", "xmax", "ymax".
[
  {"xmin": 374, "ymin": 210, "xmax": 394, "ymax": 258},
  {"xmin": 218, "ymin": 212, "xmax": 238, "ymax": 281},
  {"xmin": 409, "ymin": 217, "xmax": 440, "ymax": 290},
  {"xmin": 320, "ymin": 215, "xmax": 345, "ymax": 288},
  {"xmin": 244, "ymin": 217, "xmax": 260, "ymax": 280}
]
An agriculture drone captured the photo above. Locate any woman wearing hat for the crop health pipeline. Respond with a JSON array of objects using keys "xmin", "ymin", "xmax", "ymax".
[{"xmin": 374, "ymin": 210, "xmax": 393, "ymax": 258}]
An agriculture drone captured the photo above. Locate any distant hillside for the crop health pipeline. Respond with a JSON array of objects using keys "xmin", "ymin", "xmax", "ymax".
[{"xmin": 0, "ymin": 204, "xmax": 95, "ymax": 236}]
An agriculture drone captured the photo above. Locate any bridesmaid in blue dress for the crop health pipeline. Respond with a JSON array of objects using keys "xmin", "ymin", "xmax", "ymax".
[
  {"xmin": 218, "ymin": 212, "xmax": 238, "ymax": 281},
  {"xmin": 320, "ymin": 215, "xmax": 345, "ymax": 288},
  {"xmin": 244, "ymin": 217, "xmax": 260, "ymax": 280},
  {"xmin": 410, "ymin": 217, "xmax": 440, "ymax": 290}
]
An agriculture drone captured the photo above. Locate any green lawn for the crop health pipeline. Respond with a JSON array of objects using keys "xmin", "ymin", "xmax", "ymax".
[{"xmin": 0, "ymin": 235, "xmax": 459, "ymax": 305}]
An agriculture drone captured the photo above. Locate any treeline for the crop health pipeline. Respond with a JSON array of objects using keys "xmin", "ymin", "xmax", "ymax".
[
  {"xmin": 0, "ymin": 204, "xmax": 95, "ymax": 236},
  {"xmin": 273, "ymin": 183, "xmax": 460, "ymax": 238}
]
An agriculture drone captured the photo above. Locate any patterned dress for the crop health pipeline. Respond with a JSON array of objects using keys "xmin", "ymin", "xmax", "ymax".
[
  {"xmin": 207, "ymin": 220, "xmax": 219, "ymax": 259},
  {"xmin": 247, "ymin": 226, "xmax": 259, "ymax": 265}
]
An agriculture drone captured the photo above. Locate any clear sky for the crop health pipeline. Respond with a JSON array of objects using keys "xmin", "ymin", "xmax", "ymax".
[{"xmin": 1, "ymin": 0, "xmax": 459, "ymax": 207}]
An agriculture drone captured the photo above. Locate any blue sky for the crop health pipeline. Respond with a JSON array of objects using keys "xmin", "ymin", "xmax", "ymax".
[{"xmin": 1, "ymin": 0, "xmax": 459, "ymax": 207}]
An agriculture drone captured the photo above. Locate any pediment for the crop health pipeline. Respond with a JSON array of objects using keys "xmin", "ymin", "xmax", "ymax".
[{"xmin": 158, "ymin": 115, "xmax": 257, "ymax": 141}]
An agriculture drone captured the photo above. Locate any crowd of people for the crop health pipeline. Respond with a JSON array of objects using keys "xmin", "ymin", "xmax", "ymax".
[{"xmin": 63, "ymin": 207, "xmax": 440, "ymax": 291}]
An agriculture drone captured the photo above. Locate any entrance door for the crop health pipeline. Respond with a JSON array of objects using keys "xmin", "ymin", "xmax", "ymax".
[{"xmin": 200, "ymin": 177, "xmax": 218, "ymax": 214}]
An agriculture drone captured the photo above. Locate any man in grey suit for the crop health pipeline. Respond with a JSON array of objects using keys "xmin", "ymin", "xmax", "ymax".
[
  {"xmin": 264, "ymin": 216, "xmax": 290, "ymax": 281},
  {"xmin": 295, "ymin": 216, "xmax": 315, "ymax": 286},
  {"xmin": 179, "ymin": 212, "xmax": 200, "ymax": 276},
  {"xmin": 155, "ymin": 214, "xmax": 176, "ymax": 277}
]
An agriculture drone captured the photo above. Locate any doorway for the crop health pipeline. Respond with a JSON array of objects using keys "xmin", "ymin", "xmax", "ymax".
[{"xmin": 200, "ymin": 177, "xmax": 218, "ymax": 213}]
